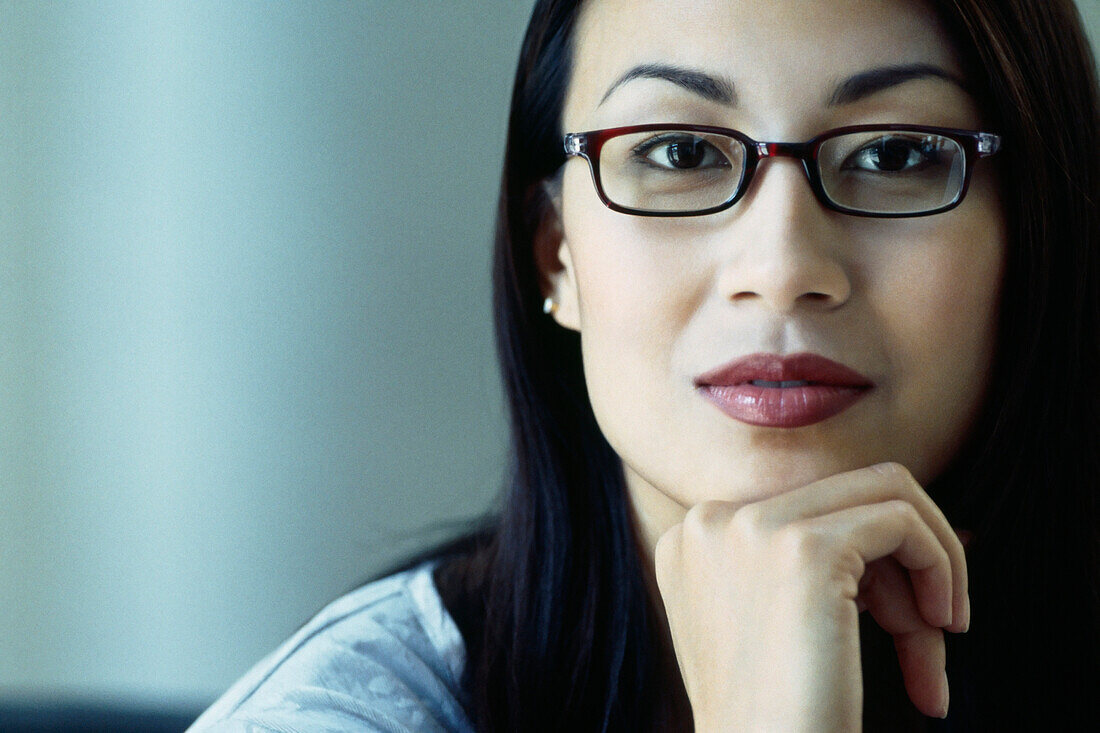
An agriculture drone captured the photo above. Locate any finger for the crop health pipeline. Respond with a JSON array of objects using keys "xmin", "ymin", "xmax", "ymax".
[
  {"xmin": 653, "ymin": 521, "xmax": 685, "ymax": 596},
  {"xmin": 755, "ymin": 463, "xmax": 969, "ymax": 631},
  {"xmin": 652, "ymin": 522, "xmax": 691, "ymax": 666},
  {"xmin": 802, "ymin": 499, "xmax": 953, "ymax": 628},
  {"xmin": 860, "ymin": 558, "xmax": 949, "ymax": 718}
]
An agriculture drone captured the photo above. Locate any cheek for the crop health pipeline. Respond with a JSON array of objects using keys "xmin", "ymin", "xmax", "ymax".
[
  {"xmin": 568, "ymin": 209, "xmax": 700, "ymax": 354},
  {"xmin": 564, "ymin": 209, "xmax": 704, "ymax": 431},
  {"xmin": 886, "ymin": 249, "xmax": 999, "ymax": 356},
  {"xmin": 872, "ymin": 213, "xmax": 1004, "ymax": 475}
]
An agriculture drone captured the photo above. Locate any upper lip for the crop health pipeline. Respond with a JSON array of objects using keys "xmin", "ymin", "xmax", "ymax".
[{"xmin": 694, "ymin": 352, "xmax": 874, "ymax": 388}]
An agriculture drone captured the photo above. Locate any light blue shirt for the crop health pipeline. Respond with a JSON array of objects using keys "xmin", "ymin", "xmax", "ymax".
[{"xmin": 189, "ymin": 563, "xmax": 475, "ymax": 732}]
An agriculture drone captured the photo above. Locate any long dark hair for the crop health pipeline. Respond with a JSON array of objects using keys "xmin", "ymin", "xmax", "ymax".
[{"xmin": 431, "ymin": 0, "xmax": 1100, "ymax": 730}]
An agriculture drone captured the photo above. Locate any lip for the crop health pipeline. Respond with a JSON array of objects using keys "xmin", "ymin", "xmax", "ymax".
[{"xmin": 694, "ymin": 352, "xmax": 874, "ymax": 428}]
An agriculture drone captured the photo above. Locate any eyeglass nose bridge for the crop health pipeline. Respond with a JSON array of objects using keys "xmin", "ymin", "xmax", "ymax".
[
  {"xmin": 745, "ymin": 140, "xmax": 821, "ymax": 197},
  {"xmin": 754, "ymin": 140, "xmax": 814, "ymax": 159}
]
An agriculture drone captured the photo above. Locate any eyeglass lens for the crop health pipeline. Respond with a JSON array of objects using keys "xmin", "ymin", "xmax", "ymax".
[{"xmin": 594, "ymin": 129, "xmax": 967, "ymax": 215}]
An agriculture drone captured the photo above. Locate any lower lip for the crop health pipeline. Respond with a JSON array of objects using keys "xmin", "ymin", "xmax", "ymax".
[{"xmin": 699, "ymin": 383, "xmax": 870, "ymax": 428}]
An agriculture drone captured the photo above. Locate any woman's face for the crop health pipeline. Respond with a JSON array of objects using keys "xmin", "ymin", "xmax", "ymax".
[{"xmin": 545, "ymin": 0, "xmax": 1005, "ymax": 547}]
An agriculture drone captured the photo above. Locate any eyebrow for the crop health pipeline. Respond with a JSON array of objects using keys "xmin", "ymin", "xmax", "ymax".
[
  {"xmin": 828, "ymin": 63, "xmax": 968, "ymax": 106},
  {"xmin": 599, "ymin": 63, "xmax": 737, "ymax": 106},
  {"xmin": 598, "ymin": 61, "xmax": 967, "ymax": 109}
]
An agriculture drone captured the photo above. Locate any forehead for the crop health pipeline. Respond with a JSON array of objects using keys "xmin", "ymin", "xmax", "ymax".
[{"xmin": 564, "ymin": 0, "xmax": 964, "ymax": 131}]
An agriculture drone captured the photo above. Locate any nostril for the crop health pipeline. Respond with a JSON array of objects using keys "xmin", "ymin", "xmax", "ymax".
[{"xmin": 728, "ymin": 290, "xmax": 832, "ymax": 301}]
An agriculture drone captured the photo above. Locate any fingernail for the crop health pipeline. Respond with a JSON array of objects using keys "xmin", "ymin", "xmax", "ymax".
[
  {"xmin": 939, "ymin": 670, "xmax": 950, "ymax": 718},
  {"xmin": 963, "ymin": 592, "xmax": 971, "ymax": 632}
]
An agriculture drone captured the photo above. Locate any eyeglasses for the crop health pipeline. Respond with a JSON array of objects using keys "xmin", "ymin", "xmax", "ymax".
[{"xmin": 562, "ymin": 124, "xmax": 1002, "ymax": 218}]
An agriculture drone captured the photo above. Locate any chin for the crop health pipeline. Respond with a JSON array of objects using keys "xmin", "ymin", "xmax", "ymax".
[{"xmin": 702, "ymin": 451, "xmax": 877, "ymax": 504}]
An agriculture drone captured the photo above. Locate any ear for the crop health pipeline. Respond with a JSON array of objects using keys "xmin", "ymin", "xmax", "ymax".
[{"xmin": 532, "ymin": 180, "xmax": 581, "ymax": 331}]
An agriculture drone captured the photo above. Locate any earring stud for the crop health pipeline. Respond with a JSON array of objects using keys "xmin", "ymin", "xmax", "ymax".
[{"xmin": 542, "ymin": 297, "xmax": 558, "ymax": 315}]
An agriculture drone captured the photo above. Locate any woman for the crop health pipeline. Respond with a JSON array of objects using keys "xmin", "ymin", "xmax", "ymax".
[{"xmin": 192, "ymin": 0, "xmax": 1098, "ymax": 730}]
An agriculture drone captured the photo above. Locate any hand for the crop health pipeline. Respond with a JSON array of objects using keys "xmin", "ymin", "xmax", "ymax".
[{"xmin": 653, "ymin": 462, "xmax": 969, "ymax": 732}]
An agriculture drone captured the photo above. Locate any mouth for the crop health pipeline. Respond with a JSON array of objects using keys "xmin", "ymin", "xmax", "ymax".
[{"xmin": 694, "ymin": 352, "xmax": 874, "ymax": 428}]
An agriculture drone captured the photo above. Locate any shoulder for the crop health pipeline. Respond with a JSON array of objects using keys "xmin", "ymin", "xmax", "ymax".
[{"xmin": 188, "ymin": 562, "xmax": 473, "ymax": 733}]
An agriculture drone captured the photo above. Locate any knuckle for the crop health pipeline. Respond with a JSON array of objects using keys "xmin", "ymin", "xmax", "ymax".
[
  {"xmin": 872, "ymin": 462, "xmax": 930, "ymax": 506},
  {"xmin": 728, "ymin": 502, "xmax": 767, "ymax": 537},
  {"xmin": 872, "ymin": 461, "xmax": 916, "ymax": 492},
  {"xmin": 684, "ymin": 500, "xmax": 721, "ymax": 525},
  {"xmin": 885, "ymin": 498, "xmax": 920, "ymax": 523},
  {"xmin": 683, "ymin": 500, "xmax": 736, "ymax": 536},
  {"xmin": 949, "ymin": 530, "xmax": 968, "ymax": 558},
  {"xmin": 837, "ymin": 547, "xmax": 867, "ymax": 585},
  {"xmin": 654, "ymin": 524, "xmax": 682, "ymax": 562},
  {"xmin": 774, "ymin": 521, "xmax": 830, "ymax": 560},
  {"xmin": 871, "ymin": 460, "xmax": 908, "ymax": 478},
  {"xmin": 679, "ymin": 502, "xmax": 720, "ymax": 547}
]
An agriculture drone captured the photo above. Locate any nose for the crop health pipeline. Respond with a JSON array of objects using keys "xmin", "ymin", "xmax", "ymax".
[{"xmin": 716, "ymin": 158, "xmax": 851, "ymax": 314}]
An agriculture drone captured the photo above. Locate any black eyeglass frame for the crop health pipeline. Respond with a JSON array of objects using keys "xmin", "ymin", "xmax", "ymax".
[{"xmin": 562, "ymin": 123, "xmax": 1002, "ymax": 218}]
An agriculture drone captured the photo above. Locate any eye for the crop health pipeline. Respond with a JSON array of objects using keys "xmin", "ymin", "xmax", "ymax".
[
  {"xmin": 632, "ymin": 133, "xmax": 731, "ymax": 171},
  {"xmin": 842, "ymin": 135, "xmax": 943, "ymax": 173}
]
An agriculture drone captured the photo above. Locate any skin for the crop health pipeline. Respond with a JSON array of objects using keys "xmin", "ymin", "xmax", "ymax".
[{"xmin": 539, "ymin": 0, "xmax": 1003, "ymax": 728}]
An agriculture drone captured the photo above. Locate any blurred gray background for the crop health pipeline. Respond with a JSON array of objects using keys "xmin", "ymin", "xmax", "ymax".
[
  {"xmin": 0, "ymin": 0, "xmax": 530, "ymax": 714},
  {"xmin": 1, "ymin": 0, "xmax": 1097, "ymax": 718}
]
